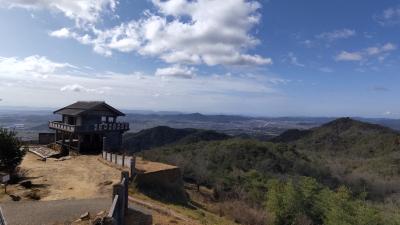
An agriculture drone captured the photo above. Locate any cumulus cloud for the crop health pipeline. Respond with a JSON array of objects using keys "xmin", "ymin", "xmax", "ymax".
[
  {"xmin": 0, "ymin": 0, "xmax": 117, "ymax": 26},
  {"xmin": 0, "ymin": 55, "xmax": 75, "ymax": 76},
  {"xmin": 49, "ymin": 27, "xmax": 70, "ymax": 38},
  {"xmin": 0, "ymin": 55, "xmax": 286, "ymax": 114},
  {"xmin": 155, "ymin": 65, "xmax": 196, "ymax": 79},
  {"xmin": 49, "ymin": 0, "xmax": 272, "ymax": 66},
  {"xmin": 316, "ymin": 29, "xmax": 356, "ymax": 41},
  {"xmin": 335, "ymin": 43, "xmax": 397, "ymax": 62}
]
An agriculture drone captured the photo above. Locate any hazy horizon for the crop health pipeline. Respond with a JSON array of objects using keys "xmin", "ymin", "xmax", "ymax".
[{"xmin": 1, "ymin": 103, "xmax": 400, "ymax": 120}]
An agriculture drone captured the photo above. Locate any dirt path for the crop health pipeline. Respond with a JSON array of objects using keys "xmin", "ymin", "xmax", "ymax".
[
  {"xmin": 1, "ymin": 198, "xmax": 110, "ymax": 225},
  {"xmin": 2, "ymin": 152, "xmax": 121, "ymax": 201}
]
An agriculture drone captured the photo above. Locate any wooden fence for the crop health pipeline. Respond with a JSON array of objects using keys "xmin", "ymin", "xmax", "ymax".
[
  {"xmin": 0, "ymin": 206, "xmax": 7, "ymax": 225},
  {"xmin": 107, "ymin": 171, "xmax": 129, "ymax": 225},
  {"xmin": 102, "ymin": 151, "xmax": 136, "ymax": 177}
]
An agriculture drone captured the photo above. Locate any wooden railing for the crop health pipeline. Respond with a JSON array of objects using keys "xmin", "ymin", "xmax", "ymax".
[
  {"xmin": 94, "ymin": 123, "xmax": 129, "ymax": 132},
  {"xmin": 49, "ymin": 121, "xmax": 129, "ymax": 133},
  {"xmin": 48, "ymin": 121, "xmax": 76, "ymax": 132},
  {"xmin": 107, "ymin": 172, "xmax": 129, "ymax": 225},
  {"xmin": 102, "ymin": 151, "xmax": 136, "ymax": 177},
  {"xmin": 0, "ymin": 206, "xmax": 7, "ymax": 225}
]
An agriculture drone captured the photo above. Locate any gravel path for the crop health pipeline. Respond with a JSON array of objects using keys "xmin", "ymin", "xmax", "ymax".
[{"xmin": 0, "ymin": 198, "xmax": 110, "ymax": 225}]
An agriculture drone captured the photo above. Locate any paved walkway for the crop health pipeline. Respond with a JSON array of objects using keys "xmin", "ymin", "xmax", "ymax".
[{"xmin": 0, "ymin": 198, "xmax": 110, "ymax": 225}]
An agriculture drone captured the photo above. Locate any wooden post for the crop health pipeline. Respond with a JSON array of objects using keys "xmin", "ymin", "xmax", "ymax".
[
  {"xmin": 115, "ymin": 154, "xmax": 118, "ymax": 164},
  {"xmin": 103, "ymin": 136, "xmax": 107, "ymax": 152},
  {"xmin": 122, "ymin": 154, "xmax": 125, "ymax": 167},
  {"xmin": 77, "ymin": 135, "xmax": 81, "ymax": 152},
  {"xmin": 121, "ymin": 171, "xmax": 129, "ymax": 210},
  {"xmin": 69, "ymin": 133, "xmax": 73, "ymax": 153},
  {"xmin": 112, "ymin": 184, "xmax": 125, "ymax": 225},
  {"xmin": 130, "ymin": 157, "xmax": 136, "ymax": 178}
]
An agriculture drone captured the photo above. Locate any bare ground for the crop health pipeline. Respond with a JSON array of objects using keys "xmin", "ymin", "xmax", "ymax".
[
  {"xmin": 0, "ymin": 151, "xmax": 236, "ymax": 225},
  {"xmin": 1, "ymin": 152, "xmax": 120, "ymax": 202}
]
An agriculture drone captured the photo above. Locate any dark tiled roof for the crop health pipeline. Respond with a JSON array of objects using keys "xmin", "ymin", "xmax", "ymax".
[{"xmin": 53, "ymin": 101, "xmax": 125, "ymax": 116}]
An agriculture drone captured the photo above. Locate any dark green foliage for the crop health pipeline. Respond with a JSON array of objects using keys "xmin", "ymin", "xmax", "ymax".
[
  {"xmin": 0, "ymin": 128, "xmax": 25, "ymax": 172},
  {"xmin": 273, "ymin": 117, "xmax": 400, "ymax": 199},
  {"xmin": 122, "ymin": 126, "xmax": 230, "ymax": 153},
  {"xmin": 140, "ymin": 139, "xmax": 332, "ymax": 205},
  {"xmin": 285, "ymin": 118, "xmax": 400, "ymax": 157},
  {"xmin": 270, "ymin": 129, "xmax": 311, "ymax": 143},
  {"xmin": 137, "ymin": 119, "xmax": 400, "ymax": 225},
  {"xmin": 266, "ymin": 177, "xmax": 389, "ymax": 225}
]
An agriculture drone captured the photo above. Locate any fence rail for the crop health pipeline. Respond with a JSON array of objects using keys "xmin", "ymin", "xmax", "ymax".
[
  {"xmin": 107, "ymin": 171, "xmax": 130, "ymax": 225},
  {"xmin": 0, "ymin": 206, "xmax": 7, "ymax": 225},
  {"xmin": 102, "ymin": 151, "xmax": 136, "ymax": 177},
  {"xmin": 49, "ymin": 121, "xmax": 130, "ymax": 133}
]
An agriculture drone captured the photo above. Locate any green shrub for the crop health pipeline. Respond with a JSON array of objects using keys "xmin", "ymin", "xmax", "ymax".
[{"xmin": 0, "ymin": 128, "xmax": 25, "ymax": 173}]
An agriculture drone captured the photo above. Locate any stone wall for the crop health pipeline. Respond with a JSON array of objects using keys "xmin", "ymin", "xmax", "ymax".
[
  {"xmin": 101, "ymin": 151, "xmax": 185, "ymax": 201},
  {"xmin": 135, "ymin": 168, "xmax": 183, "ymax": 194}
]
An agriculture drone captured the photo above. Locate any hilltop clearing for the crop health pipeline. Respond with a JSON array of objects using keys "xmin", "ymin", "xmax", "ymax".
[{"xmin": 1, "ymin": 152, "xmax": 121, "ymax": 201}]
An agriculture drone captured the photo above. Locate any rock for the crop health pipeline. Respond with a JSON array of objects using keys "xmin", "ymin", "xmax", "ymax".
[
  {"xmin": 92, "ymin": 216, "xmax": 117, "ymax": 225},
  {"xmin": 10, "ymin": 194, "xmax": 21, "ymax": 201},
  {"xmin": 97, "ymin": 211, "xmax": 105, "ymax": 216},
  {"xmin": 55, "ymin": 156, "xmax": 72, "ymax": 161},
  {"xmin": 103, "ymin": 217, "xmax": 117, "ymax": 225},
  {"xmin": 80, "ymin": 212, "xmax": 90, "ymax": 221},
  {"xmin": 24, "ymin": 190, "xmax": 41, "ymax": 200},
  {"xmin": 92, "ymin": 217, "xmax": 103, "ymax": 225},
  {"xmin": 99, "ymin": 181, "xmax": 113, "ymax": 186},
  {"xmin": 19, "ymin": 180, "xmax": 33, "ymax": 189}
]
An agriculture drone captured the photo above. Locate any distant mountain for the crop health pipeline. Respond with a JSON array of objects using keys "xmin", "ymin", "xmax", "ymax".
[
  {"xmin": 275, "ymin": 117, "xmax": 400, "ymax": 156},
  {"xmin": 272, "ymin": 117, "xmax": 400, "ymax": 200},
  {"xmin": 137, "ymin": 118, "xmax": 400, "ymax": 223},
  {"xmin": 122, "ymin": 126, "xmax": 231, "ymax": 153}
]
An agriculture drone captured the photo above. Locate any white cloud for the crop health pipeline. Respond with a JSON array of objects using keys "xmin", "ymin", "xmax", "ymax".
[
  {"xmin": 50, "ymin": 0, "xmax": 272, "ymax": 66},
  {"xmin": 0, "ymin": 55, "xmax": 286, "ymax": 114},
  {"xmin": 49, "ymin": 27, "xmax": 70, "ymax": 38},
  {"xmin": 316, "ymin": 29, "xmax": 356, "ymax": 41},
  {"xmin": 0, "ymin": 0, "xmax": 118, "ymax": 26},
  {"xmin": 335, "ymin": 43, "xmax": 397, "ymax": 62},
  {"xmin": 60, "ymin": 84, "xmax": 111, "ymax": 94},
  {"xmin": 375, "ymin": 6, "xmax": 400, "ymax": 26},
  {"xmin": 335, "ymin": 51, "xmax": 363, "ymax": 61},
  {"xmin": 0, "ymin": 55, "xmax": 75, "ymax": 76},
  {"xmin": 366, "ymin": 43, "xmax": 397, "ymax": 55},
  {"xmin": 155, "ymin": 65, "xmax": 196, "ymax": 79}
]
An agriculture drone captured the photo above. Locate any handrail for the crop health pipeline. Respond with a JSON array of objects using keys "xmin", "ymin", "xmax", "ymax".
[
  {"xmin": 49, "ymin": 121, "xmax": 129, "ymax": 132},
  {"xmin": 0, "ymin": 206, "xmax": 7, "ymax": 225},
  {"xmin": 108, "ymin": 195, "xmax": 119, "ymax": 218}
]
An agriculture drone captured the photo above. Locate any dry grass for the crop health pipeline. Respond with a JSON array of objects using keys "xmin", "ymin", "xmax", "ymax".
[
  {"xmin": 0, "ymin": 152, "xmax": 121, "ymax": 202},
  {"xmin": 129, "ymin": 190, "xmax": 238, "ymax": 225}
]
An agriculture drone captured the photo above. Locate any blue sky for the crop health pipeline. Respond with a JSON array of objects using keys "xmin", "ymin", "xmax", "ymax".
[{"xmin": 0, "ymin": 0, "xmax": 399, "ymax": 117}]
